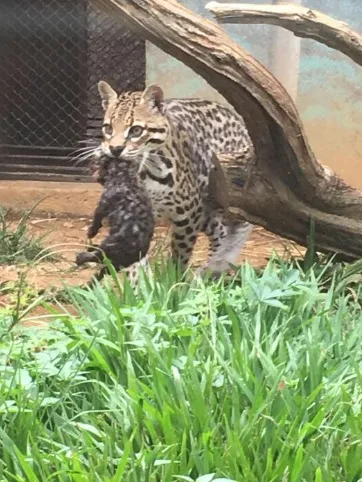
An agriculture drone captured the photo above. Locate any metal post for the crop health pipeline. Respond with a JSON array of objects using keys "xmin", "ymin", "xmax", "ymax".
[{"xmin": 269, "ymin": 0, "xmax": 302, "ymax": 100}]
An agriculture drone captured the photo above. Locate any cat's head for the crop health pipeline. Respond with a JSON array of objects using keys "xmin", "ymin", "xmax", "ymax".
[{"xmin": 98, "ymin": 81, "xmax": 170, "ymax": 161}]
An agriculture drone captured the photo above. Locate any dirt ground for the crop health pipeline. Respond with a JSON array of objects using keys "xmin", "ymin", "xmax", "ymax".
[{"xmin": 0, "ymin": 180, "xmax": 305, "ymax": 320}]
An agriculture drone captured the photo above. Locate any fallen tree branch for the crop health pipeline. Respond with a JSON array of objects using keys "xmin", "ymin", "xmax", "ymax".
[
  {"xmin": 92, "ymin": 0, "xmax": 362, "ymax": 259},
  {"xmin": 206, "ymin": 2, "xmax": 362, "ymax": 67},
  {"xmin": 217, "ymin": 153, "xmax": 362, "ymax": 258}
]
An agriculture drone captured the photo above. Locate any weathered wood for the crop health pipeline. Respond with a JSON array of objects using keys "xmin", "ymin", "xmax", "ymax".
[
  {"xmin": 92, "ymin": 0, "xmax": 362, "ymax": 259},
  {"xmin": 206, "ymin": 2, "xmax": 362, "ymax": 67}
]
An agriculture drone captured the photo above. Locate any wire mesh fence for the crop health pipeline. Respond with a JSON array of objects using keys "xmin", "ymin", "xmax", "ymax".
[
  {"xmin": 0, "ymin": 0, "xmax": 145, "ymax": 180},
  {"xmin": 86, "ymin": 1, "xmax": 145, "ymax": 139}
]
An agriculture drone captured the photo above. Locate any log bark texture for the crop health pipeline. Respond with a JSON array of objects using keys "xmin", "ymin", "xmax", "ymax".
[
  {"xmin": 206, "ymin": 2, "xmax": 362, "ymax": 68},
  {"xmin": 92, "ymin": 0, "xmax": 362, "ymax": 259}
]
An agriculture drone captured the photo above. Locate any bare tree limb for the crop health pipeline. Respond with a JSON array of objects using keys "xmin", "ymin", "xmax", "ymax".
[
  {"xmin": 92, "ymin": 0, "xmax": 362, "ymax": 259},
  {"xmin": 206, "ymin": 2, "xmax": 362, "ymax": 67}
]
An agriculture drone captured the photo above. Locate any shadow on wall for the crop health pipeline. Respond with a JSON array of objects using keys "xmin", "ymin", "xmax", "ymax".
[{"xmin": 146, "ymin": 0, "xmax": 362, "ymax": 189}]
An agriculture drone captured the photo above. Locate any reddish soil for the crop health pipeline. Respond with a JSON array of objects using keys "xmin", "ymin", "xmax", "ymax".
[
  {"xmin": 0, "ymin": 180, "xmax": 305, "ymax": 325},
  {"xmin": 0, "ymin": 216, "xmax": 304, "ymax": 286}
]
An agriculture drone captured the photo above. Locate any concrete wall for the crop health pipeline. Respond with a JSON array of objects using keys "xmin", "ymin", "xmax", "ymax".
[
  {"xmin": 299, "ymin": 0, "xmax": 362, "ymax": 188},
  {"xmin": 146, "ymin": 0, "xmax": 362, "ymax": 188}
]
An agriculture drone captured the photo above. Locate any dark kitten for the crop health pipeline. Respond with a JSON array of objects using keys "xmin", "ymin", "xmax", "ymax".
[{"xmin": 76, "ymin": 154, "xmax": 154, "ymax": 284}]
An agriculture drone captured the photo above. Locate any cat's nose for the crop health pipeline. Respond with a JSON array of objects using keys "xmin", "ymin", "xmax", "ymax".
[{"xmin": 110, "ymin": 146, "xmax": 124, "ymax": 157}]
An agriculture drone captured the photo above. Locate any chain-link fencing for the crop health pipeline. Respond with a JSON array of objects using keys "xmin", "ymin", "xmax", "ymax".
[{"xmin": 0, "ymin": 0, "xmax": 145, "ymax": 180}]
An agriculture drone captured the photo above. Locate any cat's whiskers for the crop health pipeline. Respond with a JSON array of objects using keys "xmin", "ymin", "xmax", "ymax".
[{"xmin": 72, "ymin": 147, "xmax": 99, "ymax": 166}]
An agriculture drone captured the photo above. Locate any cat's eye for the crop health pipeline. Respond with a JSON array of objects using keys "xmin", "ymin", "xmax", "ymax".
[
  {"xmin": 102, "ymin": 124, "xmax": 113, "ymax": 137},
  {"xmin": 128, "ymin": 125, "xmax": 144, "ymax": 138}
]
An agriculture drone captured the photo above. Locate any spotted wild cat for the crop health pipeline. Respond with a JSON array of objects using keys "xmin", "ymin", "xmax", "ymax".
[{"xmin": 96, "ymin": 81, "xmax": 254, "ymax": 274}]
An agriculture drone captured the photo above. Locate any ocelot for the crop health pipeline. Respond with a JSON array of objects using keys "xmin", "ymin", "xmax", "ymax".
[{"xmin": 95, "ymin": 81, "xmax": 254, "ymax": 274}]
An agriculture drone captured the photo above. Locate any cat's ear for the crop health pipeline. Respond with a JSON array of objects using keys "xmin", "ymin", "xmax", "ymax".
[
  {"xmin": 141, "ymin": 85, "xmax": 164, "ymax": 111},
  {"xmin": 98, "ymin": 81, "xmax": 117, "ymax": 111}
]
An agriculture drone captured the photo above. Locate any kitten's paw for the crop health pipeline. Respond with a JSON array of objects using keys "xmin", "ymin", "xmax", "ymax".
[
  {"xmin": 87, "ymin": 225, "xmax": 99, "ymax": 239},
  {"xmin": 76, "ymin": 251, "xmax": 92, "ymax": 266}
]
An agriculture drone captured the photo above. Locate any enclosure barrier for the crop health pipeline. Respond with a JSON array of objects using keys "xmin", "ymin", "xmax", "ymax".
[{"xmin": 0, "ymin": 0, "xmax": 145, "ymax": 181}]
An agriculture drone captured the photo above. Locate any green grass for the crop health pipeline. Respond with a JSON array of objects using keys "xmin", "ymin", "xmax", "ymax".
[
  {"xmin": 1, "ymin": 257, "xmax": 362, "ymax": 481},
  {"xmin": 0, "ymin": 205, "xmax": 53, "ymax": 264}
]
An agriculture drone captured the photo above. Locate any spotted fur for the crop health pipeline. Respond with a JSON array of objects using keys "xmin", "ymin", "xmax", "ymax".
[
  {"xmin": 76, "ymin": 154, "xmax": 154, "ymax": 284},
  {"xmin": 96, "ymin": 81, "xmax": 254, "ymax": 273}
]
